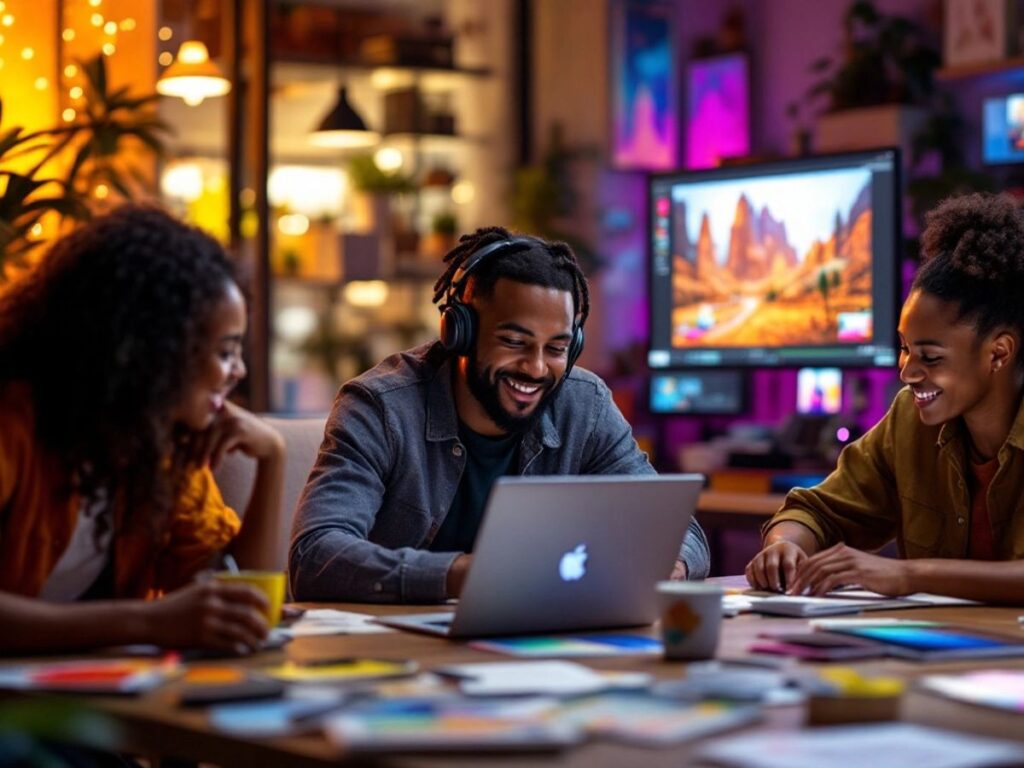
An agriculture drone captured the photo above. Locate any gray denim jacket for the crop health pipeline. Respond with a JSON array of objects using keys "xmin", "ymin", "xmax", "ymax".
[{"xmin": 289, "ymin": 342, "xmax": 710, "ymax": 602}]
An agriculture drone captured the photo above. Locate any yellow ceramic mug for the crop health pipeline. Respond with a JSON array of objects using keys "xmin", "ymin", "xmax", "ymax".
[{"xmin": 214, "ymin": 570, "xmax": 286, "ymax": 627}]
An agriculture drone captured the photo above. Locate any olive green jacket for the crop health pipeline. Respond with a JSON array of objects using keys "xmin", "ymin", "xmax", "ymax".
[{"xmin": 765, "ymin": 387, "xmax": 1024, "ymax": 559}]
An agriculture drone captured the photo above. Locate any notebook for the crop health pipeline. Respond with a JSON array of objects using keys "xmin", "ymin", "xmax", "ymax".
[{"xmin": 378, "ymin": 474, "xmax": 702, "ymax": 638}]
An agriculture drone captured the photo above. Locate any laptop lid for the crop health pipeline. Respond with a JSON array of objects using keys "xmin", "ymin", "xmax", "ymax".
[{"xmin": 439, "ymin": 473, "xmax": 702, "ymax": 638}]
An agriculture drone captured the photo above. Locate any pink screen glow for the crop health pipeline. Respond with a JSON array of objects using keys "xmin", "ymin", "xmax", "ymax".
[{"xmin": 686, "ymin": 54, "xmax": 750, "ymax": 170}]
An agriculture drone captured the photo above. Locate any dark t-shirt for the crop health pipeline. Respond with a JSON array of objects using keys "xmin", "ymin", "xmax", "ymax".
[{"xmin": 429, "ymin": 423, "xmax": 518, "ymax": 553}]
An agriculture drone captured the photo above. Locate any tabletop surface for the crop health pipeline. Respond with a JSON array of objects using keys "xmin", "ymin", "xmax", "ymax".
[{"xmin": 6, "ymin": 584, "xmax": 1024, "ymax": 767}]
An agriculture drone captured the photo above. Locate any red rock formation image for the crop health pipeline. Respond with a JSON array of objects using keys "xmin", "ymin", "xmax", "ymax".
[{"xmin": 671, "ymin": 181, "xmax": 873, "ymax": 348}]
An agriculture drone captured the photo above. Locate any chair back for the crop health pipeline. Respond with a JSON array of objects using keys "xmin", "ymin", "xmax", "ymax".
[{"xmin": 214, "ymin": 415, "xmax": 326, "ymax": 573}]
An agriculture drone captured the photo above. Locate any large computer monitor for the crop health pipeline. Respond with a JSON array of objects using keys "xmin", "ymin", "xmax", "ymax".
[{"xmin": 648, "ymin": 149, "xmax": 900, "ymax": 369}]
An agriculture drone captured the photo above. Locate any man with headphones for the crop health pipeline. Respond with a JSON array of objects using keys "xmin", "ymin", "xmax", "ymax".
[{"xmin": 289, "ymin": 229, "xmax": 710, "ymax": 602}]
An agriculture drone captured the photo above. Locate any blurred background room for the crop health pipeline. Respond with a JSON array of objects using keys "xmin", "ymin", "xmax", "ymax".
[{"xmin": 3, "ymin": 0, "xmax": 1022, "ymax": 573}]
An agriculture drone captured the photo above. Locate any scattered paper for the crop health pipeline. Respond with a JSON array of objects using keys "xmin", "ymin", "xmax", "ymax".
[
  {"xmin": 436, "ymin": 661, "xmax": 650, "ymax": 697},
  {"xmin": 922, "ymin": 669, "xmax": 1024, "ymax": 712},
  {"xmin": 554, "ymin": 695, "xmax": 759, "ymax": 746},
  {"xmin": 698, "ymin": 722, "xmax": 1024, "ymax": 768},
  {"xmin": 280, "ymin": 609, "xmax": 394, "ymax": 637}
]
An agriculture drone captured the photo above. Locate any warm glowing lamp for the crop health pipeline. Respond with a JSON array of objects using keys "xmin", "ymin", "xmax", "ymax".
[
  {"xmin": 309, "ymin": 87, "xmax": 379, "ymax": 148},
  {"xmin": 156, "ymin": 40, "xmax": 230, "ymax": 106}
]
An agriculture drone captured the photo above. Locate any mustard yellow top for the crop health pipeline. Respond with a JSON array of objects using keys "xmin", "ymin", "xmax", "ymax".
[
  {"xmin": 766, "ymin": 387, "xmax": 1024, "ymax": 560},
  {"xmin": 0, "ymin": 382, "xmax": 240, "ymax": 598}
]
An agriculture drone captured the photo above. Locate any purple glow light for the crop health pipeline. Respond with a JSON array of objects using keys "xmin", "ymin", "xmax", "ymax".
[
  {"xmin": 836, "ymin": 427, "xmax": 851, "ymax": 442},
  {"xmin": 686, "ymin": 54, "xmax": 750, "ymax": 169}
]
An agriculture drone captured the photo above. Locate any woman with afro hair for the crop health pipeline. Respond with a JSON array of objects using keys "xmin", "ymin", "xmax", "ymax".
[
  {"xmin": 748, "ymin": 192, "xmax": 1024, "ymax": 603},
  {"xmin": 0, "ymin": 205, "xmax": 284, "ymax": 654}
]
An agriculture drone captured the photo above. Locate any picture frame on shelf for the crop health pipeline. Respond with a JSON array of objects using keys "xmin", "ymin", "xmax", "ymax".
[
  {"xmin": 609, "ymin": 0, "xmax": 679, "ymax": 171},
  {"xmin": 943, "ymin": 0, "xmax": 1015, "ymax": 67},
  {"xmin": 686, "ymin": 53, "xmax": 750, "ymax": 170}
]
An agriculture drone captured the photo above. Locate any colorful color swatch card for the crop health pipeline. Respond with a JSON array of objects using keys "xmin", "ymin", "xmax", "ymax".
[
  {"xmin": 209, "ymin": 692, "xmax": 350, "ymax": 738},
  {"xmin": 553, "ymin": 694, "xmax": 760, "ymax": 747},
  {"xmin": 0, "ymin": 656, "xmax": 181, "ymax": 695},
  {"xmin": 470, "ymin": 634, "xmax": 663, "ymax": 658},
  {"xmin": 262, "ymin": 658, "xmax": 418, "ymax": 684},
  {"xmin": 323, "ymin": 696, "xmax": 579, "ymax": 752}
]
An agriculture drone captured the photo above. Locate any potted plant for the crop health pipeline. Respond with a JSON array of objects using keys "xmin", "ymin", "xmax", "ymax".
[
  {"xmin": 0, "ymin": 99, "xmax": 88, "ymax": 280},
  {"xmin": 421, "ymin": 210, "xmax": 457, "ymax": 258},
  {"xmin": 57, "ymin": 55, "xmax": 172, "ymax": 208},
  {"xmin": 805, "ymin": 1, "xmax": 940, "ymax": 152},
  {"xmin": 0, "ymin": 55, "xmax": 169, "ymax": 280}
]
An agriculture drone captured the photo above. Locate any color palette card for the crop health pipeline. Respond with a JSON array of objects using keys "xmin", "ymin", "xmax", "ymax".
[
  {"xmin": 470, "ymin": 634, "xmax": 663, "ymax": 658},
  {"xmin": 553, "ymin": 694, "xmax": 760, "ymax": 747},
  {"xmin": 323, "ymin": 696, "xmax": 579, "ymax": 752},
  {"xmin": 262, "ymin": 658, "xmax": 418, "ymax": 684},
  {"xmin": 0, "ymin": 656, "xmax": 181, "ymax": 695},
  {"xmin": 209, "ymin": 691, "xmax": 350, "ymax": 738}
]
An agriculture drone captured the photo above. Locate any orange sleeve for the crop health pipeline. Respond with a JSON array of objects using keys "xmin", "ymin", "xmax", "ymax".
[
  {"xmin": 151, "ymin": 466, "xmax": 241, "ymax": 592},
  {"xmin": 0, "ymin": 384, "xmax": 32, "ymax": 515}
]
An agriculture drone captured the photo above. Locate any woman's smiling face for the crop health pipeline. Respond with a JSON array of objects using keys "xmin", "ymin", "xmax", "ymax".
[{"xmin": 897, "ymin": 289, "xmax": 1000, "ymax": 427}]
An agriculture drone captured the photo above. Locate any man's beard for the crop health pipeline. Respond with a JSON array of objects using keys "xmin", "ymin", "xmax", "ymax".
[{"xmin": 465, "ymin": 351, "xmax": 557, "ymax": 434}]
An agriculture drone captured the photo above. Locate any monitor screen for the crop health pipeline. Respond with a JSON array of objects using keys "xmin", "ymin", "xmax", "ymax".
[
  {"xmin": 796, "ymin": 367, "xmax": 842, "ymax": 415},
  {"xmin": 648, "ymin": 149, "xmax": 900, "ymax": 369},
  {"xmin": 983, "ymin": 94, "xmax": 1024, "ymax": 164},
  {"xmin": 649, "ymin": 370, "xmax": 745, "ymax": 414}
]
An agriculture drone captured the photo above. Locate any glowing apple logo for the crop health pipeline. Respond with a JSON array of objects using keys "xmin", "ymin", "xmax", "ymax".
[{"xmin": 559, "ymin": 544, "xmax": 588, "ymax": 582}]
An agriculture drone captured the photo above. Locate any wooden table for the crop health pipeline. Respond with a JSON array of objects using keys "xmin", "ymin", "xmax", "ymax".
[{"xmin": 6, "ymin": 598, "xmax": 1024, "ymax": 767}]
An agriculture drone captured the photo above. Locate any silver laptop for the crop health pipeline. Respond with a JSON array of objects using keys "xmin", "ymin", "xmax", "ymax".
[{"xmin": 378, "ymin": 474, "xmax": 703, "ymax": 638}]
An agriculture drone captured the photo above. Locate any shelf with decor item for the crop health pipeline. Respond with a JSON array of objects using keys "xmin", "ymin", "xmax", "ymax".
[
  {"xmin": 265, "ymin": 1, "xmax": 509, "ymax": 413},
  {"xmin": 274, "ymin": 55, "xmax": 491, "ymax": 80},
  {"xmin": 935, "ymin": 56, "xmax": 1024, "ymax": 81}
]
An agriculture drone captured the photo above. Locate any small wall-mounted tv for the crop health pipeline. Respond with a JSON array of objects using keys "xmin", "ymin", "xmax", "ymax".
[
  {"xmin": 983, "ymin": 94, "xmax": 1024, "ymax": 164},
  {"xmin": 649, "ymin": 370, "xmax": 745, "ymax": 415},
  {"xmin": 647, "ymin": 149, "xmax": 901, "ymax": 369},
  {"xmin": 796, "ymin": 367, "xmax": 843, "ymax": 415}
]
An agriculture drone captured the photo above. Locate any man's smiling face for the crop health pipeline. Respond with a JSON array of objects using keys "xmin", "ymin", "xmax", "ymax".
[{"xmin": 459, "ymin": 277, "xmax": 576, "ymax": 434}]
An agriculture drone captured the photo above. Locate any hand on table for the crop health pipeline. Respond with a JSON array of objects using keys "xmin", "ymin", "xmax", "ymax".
[
  {"xmin": 786, "ymin": 544, "xmax": 911, "ymax": 597},
  {"xmin": 670, "ymin": 558, "xmax": 688, "ymax": 580},
  {"xmin": 446, "ymin": 554, "xmax": 473, "ymax": 599},
  {"xmin": 745, "ymin": 540, "xmax": 808, "ymax": 592}
]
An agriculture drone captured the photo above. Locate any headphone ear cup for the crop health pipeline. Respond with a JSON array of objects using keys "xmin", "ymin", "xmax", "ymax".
[
  {"xmin": 565, "ymin": 326, "xmax": 585, "ymax": 374},
  {"xmin": 439, "ymin": 301, "xmax": 477, "ymax": 356}
]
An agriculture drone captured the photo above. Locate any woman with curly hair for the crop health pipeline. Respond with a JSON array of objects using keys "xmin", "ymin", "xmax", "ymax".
[
  {"xmin": 747, "ymin": 192, "xmax": 1024, "ymax": 602},
  {"xmin": 0, "ymin": 205, "xmax": 284, "ymax": 654}
]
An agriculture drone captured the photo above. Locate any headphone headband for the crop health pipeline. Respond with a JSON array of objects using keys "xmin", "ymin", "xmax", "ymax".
[{"xmin": 445, "ymin": 237, "xmax": 535, "ymax": 305}]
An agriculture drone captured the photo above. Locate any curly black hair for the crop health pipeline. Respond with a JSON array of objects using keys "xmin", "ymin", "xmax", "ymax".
[
  {"xmin": 914, "ymin": 193, "xmax": 1024, "ymax": 350},
  {"xmin": 432, "ymin": 226, "xmax": 590, "ymax": 324},
  {"xmin": 0, "ymin": 204, "xmax": 239, "ymax": 537}
]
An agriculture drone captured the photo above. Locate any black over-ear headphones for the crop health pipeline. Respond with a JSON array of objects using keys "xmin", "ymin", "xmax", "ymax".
[{"xmin": 438, "ymin": 237, "xmax": 586, "ymax": 374}]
